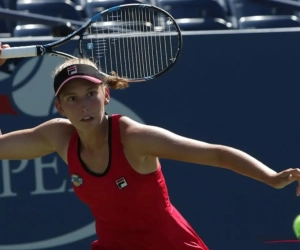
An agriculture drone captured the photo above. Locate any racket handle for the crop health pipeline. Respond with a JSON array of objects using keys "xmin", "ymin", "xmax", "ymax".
[{"xmin": 0, "ymin": 45, "xmax": 40, "ymax": 59}]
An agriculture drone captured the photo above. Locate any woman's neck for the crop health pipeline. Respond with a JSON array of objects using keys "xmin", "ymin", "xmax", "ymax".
[{"xmin": 77, "ymin": 115, "xmax": 108, "ymax": 152}]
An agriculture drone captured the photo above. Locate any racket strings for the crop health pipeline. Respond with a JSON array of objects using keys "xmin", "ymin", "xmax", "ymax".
[{"xmin": 88, "ymin": 6, "xmax": 179, "ymax": 80}]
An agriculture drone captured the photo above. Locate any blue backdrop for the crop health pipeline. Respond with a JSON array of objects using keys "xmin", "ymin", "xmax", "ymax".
[{"xmin": 0, "ymin": 29, "xmax": 300, "ymax": 250}]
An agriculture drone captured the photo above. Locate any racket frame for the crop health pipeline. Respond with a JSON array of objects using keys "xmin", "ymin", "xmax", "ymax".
[{"xmin": 0, "ymin": 4, "xmax": 183, "ymax": 81}]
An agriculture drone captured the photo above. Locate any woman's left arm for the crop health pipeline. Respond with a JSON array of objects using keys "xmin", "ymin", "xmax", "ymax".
[{"xmin": 124, "ymin": 118, "xmax": 300, "ymax": 195}]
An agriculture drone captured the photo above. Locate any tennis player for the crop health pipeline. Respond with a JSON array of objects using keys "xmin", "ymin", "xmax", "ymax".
[{"xmin": 0, "ymin": 43, "xmax": 300, "ymax": 250}]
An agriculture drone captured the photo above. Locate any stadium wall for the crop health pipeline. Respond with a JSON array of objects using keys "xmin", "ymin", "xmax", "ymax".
[{"xmin": 0, "ymin": 29, "xmax": 300, "ymax": 250}]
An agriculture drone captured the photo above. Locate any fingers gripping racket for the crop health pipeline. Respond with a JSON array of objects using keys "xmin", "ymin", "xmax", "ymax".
[{"xmin": 0, "ymin": 4, "xmax": 182, "ymax": 82}]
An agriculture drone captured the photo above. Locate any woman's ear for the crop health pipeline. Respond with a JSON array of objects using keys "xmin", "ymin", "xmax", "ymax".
[
  {"xmin": 54, "ymin": 98, "xmax": 66, "ymax": 116},
  {"xmin": 104, "ymin": 87, "xmax": 110, "ymax": 105}
]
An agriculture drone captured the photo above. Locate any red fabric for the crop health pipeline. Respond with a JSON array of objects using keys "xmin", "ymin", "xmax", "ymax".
[{"xmin": 68, "ymin": 114, "xmax": 209, "ymax": 250}]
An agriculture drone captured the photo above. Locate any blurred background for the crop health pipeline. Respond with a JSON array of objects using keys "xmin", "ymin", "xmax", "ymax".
[{"xmin": 1, "ymin": 0, "xmax": 300, "ymax": 250}]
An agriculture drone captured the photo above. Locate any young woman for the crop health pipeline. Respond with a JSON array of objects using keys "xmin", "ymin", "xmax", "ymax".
[{"xmin": 0, "ymin": 42, "xmax": 300, "ymax": 250}]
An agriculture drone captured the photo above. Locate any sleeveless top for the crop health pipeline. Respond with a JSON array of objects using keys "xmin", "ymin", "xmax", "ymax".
[{"xmin": 67, "ymin": 114, "xmax": 209, "ymax": 250}]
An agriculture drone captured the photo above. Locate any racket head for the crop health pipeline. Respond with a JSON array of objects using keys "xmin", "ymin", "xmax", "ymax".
[{"xmin": 77, "ymin": 4, "xmax": 183, "ymax": 82}]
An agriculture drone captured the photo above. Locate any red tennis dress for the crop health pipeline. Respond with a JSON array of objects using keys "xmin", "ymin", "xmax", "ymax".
[{"xmin": 67, "ymin": 114, "xmax": 209, "ymax": 250}]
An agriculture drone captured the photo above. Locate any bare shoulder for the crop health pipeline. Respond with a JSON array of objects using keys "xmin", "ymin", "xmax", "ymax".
[
  {"xmin": 118, "ymin": 115, "xmax": 159, "ymax": 146},
  {"xmin": 119, "ymin": 115, "xmax": 145, "ymax": 135},
  {"xmin": 39, "ymin": 118, "xmax": 74, "ymax": 133},
  {"xmin": 119, "ymin": 115, "xmax": 166, "ymax": 135},
  {"xmin": 43, "ymin": 117, "xmax": 73, "ymax": 127},
  {"xmin": 38, "ymin": 118, "xmax": 75, "ymax": 146},
  {"xmin": 118, "ymin": 116, "xmax": 141, "ymax": 145}
]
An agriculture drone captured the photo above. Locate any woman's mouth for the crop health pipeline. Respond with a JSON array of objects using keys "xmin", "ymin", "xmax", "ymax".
[{"xmin": 81, "ymin": 116, "xmax": 94, "ymax": 122}]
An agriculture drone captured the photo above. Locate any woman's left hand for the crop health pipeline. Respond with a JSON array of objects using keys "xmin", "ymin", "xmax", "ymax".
[{"xmin": 270, "ymin": 168, "xmax": 300, "ymax": 196}]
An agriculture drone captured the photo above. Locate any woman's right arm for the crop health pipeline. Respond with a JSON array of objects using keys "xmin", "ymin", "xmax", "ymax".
[
  {"xmin": 0, "ymin": 43, "xmax": 65, "ymax": 160},
  {"xmin": 0, "ymin": 119, "xmax": 72, "ymax": 160}
]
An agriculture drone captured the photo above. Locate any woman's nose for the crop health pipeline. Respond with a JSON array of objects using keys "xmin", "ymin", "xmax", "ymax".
[
  {"xmin": 81, "ymin": 107, "xmax": 89, "ymax": 112},
  {"xmin": 81, "ymin": 98, "xmax": 90, "ymax": 112}
]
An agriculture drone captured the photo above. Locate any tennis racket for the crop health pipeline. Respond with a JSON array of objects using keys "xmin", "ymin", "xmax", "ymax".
[{"xmin": 0, "ymin": 4, "xmax": 182, "ymax": 82}]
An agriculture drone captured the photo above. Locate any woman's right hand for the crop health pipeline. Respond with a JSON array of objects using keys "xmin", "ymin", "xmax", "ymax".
[{"xmin": 0, "ymin": 42, "xmax": 10, "ymax": 67}]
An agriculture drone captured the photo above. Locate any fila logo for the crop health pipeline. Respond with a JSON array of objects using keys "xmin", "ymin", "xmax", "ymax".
[
  {"xmin": 67, "ymin": 65, "xmax": 78, "ymax": 75},
  {"xmin": 115, "ymin": 177, "xmax": 128, "ymax": 189}
]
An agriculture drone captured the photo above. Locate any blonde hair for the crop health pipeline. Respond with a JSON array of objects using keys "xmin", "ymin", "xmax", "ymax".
[{"xmin": 53, "ymin": 58, "xmax": 129, "ymax": 90}]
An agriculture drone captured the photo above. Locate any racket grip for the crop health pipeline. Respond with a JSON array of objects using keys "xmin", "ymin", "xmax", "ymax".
[{"xmin": 0, "ymin": 46, "xmax": 40, "ymax": 59}]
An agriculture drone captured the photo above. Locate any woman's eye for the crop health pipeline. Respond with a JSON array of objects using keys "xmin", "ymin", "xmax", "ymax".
[
  {"xmin": 68, "ymin": 96, "xmax": 77, "ymax": 101},
  {"xmin": 88, "ymin": 91, "xmax": 97, "ymax": 96}
]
